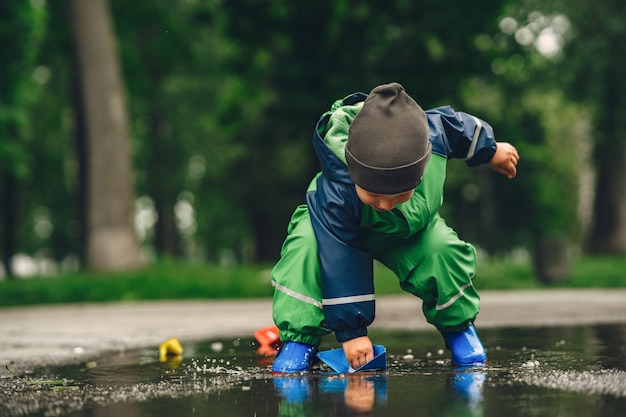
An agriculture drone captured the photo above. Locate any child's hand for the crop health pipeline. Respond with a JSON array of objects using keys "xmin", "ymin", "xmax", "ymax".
[
  {"xmin": 488, "ymin": 142, "xmax": 519, "ymax": 179},
  {"xmin": 342, "ymin": 336, "xmax": 374, "ymax": 370}
]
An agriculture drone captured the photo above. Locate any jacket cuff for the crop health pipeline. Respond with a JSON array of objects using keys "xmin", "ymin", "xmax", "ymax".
[
  {"xmin": 466, "ymin": 142, "xmax": 497, "ymax": 167},
  {"xmin": 335, "ymin": 327, "xmax": 368, "ymax": 343}
]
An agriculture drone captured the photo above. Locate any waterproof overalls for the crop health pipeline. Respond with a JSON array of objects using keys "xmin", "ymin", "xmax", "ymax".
[{"xmin": 271, "ymin": 92, "xmax": 497, "ymax": 347}]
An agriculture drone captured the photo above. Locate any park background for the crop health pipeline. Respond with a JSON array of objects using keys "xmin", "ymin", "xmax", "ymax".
[{"xmin": 1, "ymin": 0, "xmax": 625, "ymax": 306}]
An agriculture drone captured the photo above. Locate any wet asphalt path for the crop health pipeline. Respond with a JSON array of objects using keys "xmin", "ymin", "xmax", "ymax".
[{"xmin": 1, "ymin": 289, "xmax": 625, "ymax": 372}]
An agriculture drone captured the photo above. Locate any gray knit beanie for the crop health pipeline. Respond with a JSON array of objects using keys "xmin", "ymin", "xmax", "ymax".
[{"xmin": 346, "ymin": 82, "xmax": 431, "ymax": 194}]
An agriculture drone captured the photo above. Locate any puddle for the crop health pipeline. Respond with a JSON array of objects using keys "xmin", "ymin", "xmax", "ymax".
[{"xmin": 1, "ymin": 324, "xmax": 625, "ymax": 417}]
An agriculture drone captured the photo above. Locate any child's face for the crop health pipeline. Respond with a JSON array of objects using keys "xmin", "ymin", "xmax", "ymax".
[{"xmin": 355, "ymin": 185, "xmax": 414, "ymax": 212}]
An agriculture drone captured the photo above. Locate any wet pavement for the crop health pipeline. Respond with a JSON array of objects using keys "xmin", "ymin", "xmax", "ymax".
[
  {"xmin": 1, "ymin": 289, "xmax": 625, "ymax": 372},
  {"xmin": 3, "ymin": 322, "xmax": 626, "ymax": 417}
]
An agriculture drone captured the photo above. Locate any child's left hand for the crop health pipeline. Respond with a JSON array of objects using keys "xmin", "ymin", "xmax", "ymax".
[{"xmin": 489, "ymin": 142, "xmax": 519, "ymax": 179}]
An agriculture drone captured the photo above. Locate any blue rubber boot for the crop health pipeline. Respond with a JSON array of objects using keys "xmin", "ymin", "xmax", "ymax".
[
  {"xmin": 271, "ymin": 342, "xmax": 318, "ymax": 374},
  {"xmin": 441, "ymin": 324, "xmax": 487, "ymax": 366}
]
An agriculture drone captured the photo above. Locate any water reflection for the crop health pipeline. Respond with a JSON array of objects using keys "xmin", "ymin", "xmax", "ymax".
[
  {"xmin": 273, "ymin": 373, "xmax": 386, "ymax": 416},
  {"xmin": 445, "ymin": 371, "xmax": 486, "ymax": 417},
  {"xmin": 272, "ymin": 369, "xmax": 487, "ymax": 417}
]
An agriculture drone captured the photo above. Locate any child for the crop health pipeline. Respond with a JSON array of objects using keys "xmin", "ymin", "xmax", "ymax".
[{"xmin": 270, "ymin": 82, "xmax": 519, "ymax": 373}]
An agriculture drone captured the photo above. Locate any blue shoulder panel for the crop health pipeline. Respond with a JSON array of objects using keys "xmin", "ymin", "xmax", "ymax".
[{"xmin": 427, "ymin": 106, "xmax": 497, "ymax": 166}]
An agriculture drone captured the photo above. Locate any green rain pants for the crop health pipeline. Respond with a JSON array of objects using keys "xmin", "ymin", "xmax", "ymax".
[{"xmin": 271, "ymin": 205, "xmax": 480, "ymax": 346}]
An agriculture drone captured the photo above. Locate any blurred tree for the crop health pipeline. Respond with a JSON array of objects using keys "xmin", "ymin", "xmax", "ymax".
[
  {"xmin": 4, "ymin": 0, "xmax": 604, "ymax": 277},
  {"xmin": 554, "ymin": 0, "xmax": 626, "ymax": 254},
  {"xmin": 9, "ymin": 4, "xmax": 90, "ymax": 273},
  {"xmin": 68, "ymin": 0, "xmax": 144, "ymax": 271},
  {"xmin": 0, "ymin": 1, "xmax": 47, "ymax": 278},
  {"xmin": 110, "ymin": 0, "xmax": 256, "ymax": 261},
  {"xmin": 483, "ymin": 0, "xmax": 626, "ymax": 277},
  {"xmin": 456, "ymin": 4, "xmax": 591, "ymax": 282},
  {"xmin": 110, "ymin": 1, "xmax": 194, "ymax": 258}
]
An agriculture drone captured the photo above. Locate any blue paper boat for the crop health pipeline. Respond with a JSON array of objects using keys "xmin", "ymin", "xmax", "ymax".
[{"xmin": 317, "ymin": 345, "xmax": 387, "ymax": 374}]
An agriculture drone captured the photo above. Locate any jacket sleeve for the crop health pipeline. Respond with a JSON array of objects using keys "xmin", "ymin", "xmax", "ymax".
[
  {"xmin": 306, "ymin": 175, "xmax": 375, "ymax": 343},
  {"xmin": 427, "ymin": 106, "xmax": 497, "ymax": 166}
]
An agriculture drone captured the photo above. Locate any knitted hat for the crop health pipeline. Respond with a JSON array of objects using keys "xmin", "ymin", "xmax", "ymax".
[{"xmin": 346, "ymin": 82, "xmax": 431, "ymax": 194}]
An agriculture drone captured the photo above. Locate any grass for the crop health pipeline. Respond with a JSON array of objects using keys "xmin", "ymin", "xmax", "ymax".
[
  {"xmin": 0, "ymin": 256, "xmax": 624, "ymax": 308},
  {"xmin": 374, "ymin": 254, "xmax": 626, "ymax": 293},
  {"xmin": 0, "ymin": 259, "xmax": 275, "ymax": 307}
]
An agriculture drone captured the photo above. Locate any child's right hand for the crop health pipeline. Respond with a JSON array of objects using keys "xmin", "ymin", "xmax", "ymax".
[
  {"xmin": 342, "ymin": 336, "xmax": 374, "ymax": 370},
  {"xmin": 488, "ymin": 142, "xmax": 519, "ymax": 179}
]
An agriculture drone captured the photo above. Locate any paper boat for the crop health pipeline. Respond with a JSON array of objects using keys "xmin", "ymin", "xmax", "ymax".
[{"xmin": 317, "ymin": 345, "xmax": 386, "ymax": 374}]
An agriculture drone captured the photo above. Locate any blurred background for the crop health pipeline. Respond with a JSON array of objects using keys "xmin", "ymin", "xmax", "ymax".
[{"xmin": 1, "ymin": 0, "xmax": 624, "ymax": 293}]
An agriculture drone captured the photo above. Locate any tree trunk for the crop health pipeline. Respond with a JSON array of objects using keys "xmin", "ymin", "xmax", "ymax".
[
  {"xmin": 532, "ymin": 233, "xmax": 572, "ymax": 284},
  {"xmin": 68, "ymin": 0, "xmax": 144, "ymax": 271},
  {"xmin": 586, "ymin": 147, "xmax": 626, "ymax": 254},
  {"xmin": 1, "ymin": 173, "xmax": 17, "ymax": 278},
  {"xmin": 154, "ymin": 194, "xmax": 180, "ymax": 257},
  {"xmin": 148, "ymin": 114, "xmax": 180, "ymax": 257}
]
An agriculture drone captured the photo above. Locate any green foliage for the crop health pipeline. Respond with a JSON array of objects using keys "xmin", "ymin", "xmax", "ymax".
[
  {"xmin": 9, "ymin": 4, "xmax": 80, "ymax": 262},
  {"xmin": 2, "ymin": 0, "xmax": 623, "ymax": 278},
  {"xmin": 112, "ymin": 0, "xmax": 267, "ymax": 258},
  {"xmin": 552, "ymin": 0, "xmax": 626, "ymax": 253},
  {"xmin": 447, "ymin": 6, "xmax": 588, "ymax": 255},
  {"xmin": 518, "ymin": 89, "xmax": 584, "ymax": 235},
  {"xmin": 1, "ymin": 256, "xmax": 624, "ymax": 307},
  {"xmin": 0, "ymin": 0, "xmax": 47, "ymax": 179},
  {"xmin": 0, "ymin": 258, "xmax": 274, "ymax": 307}
]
